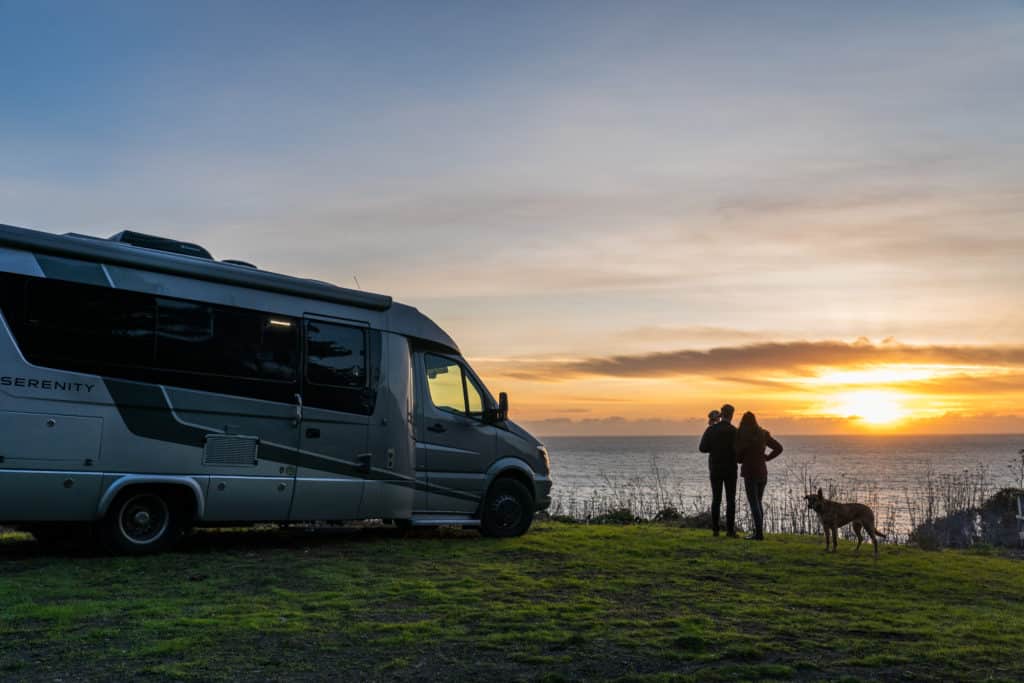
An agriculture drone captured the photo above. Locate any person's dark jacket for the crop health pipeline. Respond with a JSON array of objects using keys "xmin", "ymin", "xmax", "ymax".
[
  {"xmin": 735, "ymin": 428, "xmax": 783, "ymax": 480},
  {"xmin": 699, "ymin": 421, "xmax": 738, "ymax": 478}
]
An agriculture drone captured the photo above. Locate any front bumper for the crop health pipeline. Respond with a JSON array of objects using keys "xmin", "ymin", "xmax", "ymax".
[{"xmin": 533, "ymin": 475, "xmax": 552, "ymax": 511}]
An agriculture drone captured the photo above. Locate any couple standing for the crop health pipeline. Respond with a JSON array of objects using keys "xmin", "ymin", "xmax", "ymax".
[{"xmin": 698, "ymin": 404, "xmax": 783, "ymax": 540}]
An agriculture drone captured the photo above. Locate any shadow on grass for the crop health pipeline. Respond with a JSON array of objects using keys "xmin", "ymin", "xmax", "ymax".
[{"xmin": 0, "ymin": 522, "xmax": 484, "ymax": 560}]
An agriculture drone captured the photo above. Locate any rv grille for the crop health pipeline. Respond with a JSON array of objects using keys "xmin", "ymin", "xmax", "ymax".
[{"xmin": 204, "ymin": 435, "xmax": 259, "ymax": 466}]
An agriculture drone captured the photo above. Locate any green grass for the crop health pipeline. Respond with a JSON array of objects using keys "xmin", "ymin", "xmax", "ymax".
[{"xmin": 1, "ymin": 522, "xmax": 1023, "ymax": 681}]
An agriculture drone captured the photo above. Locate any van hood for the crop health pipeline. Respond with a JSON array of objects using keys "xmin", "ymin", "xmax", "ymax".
[{"xmin": 505, "ymin": 420, "xmax": 541, "ymax": 448}]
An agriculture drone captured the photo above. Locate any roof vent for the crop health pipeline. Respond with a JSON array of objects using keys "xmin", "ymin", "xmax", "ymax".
[
  {"xmin": 108, "ymin": 230, "xmax": 213, "ymax": 260},
  {"xmin": 222, "ymin": 259, "xmax": 257, "ymax": 269}
]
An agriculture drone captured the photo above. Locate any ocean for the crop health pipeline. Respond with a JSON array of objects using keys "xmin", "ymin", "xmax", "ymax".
[{"xmin": 542, "ymin": 434, "xmax": 1024, "ymax": 534}]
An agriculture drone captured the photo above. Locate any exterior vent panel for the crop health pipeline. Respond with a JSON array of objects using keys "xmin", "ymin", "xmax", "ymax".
[
  {"xmin": 108, "ymin": 230, "xmax": 214, "ymax": 259},
  {"xmin": 204, "ymin": 435, "xmax": 259, "ymax": 466}
]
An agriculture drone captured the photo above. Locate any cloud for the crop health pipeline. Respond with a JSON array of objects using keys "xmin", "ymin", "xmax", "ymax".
[
  {"xmin": 491, "ymin": 339, "xmax": 1024, "ymax": 381},
  {"xmin": 888, "ymin": 372, "xmax": 1024, "ymax": 396}
]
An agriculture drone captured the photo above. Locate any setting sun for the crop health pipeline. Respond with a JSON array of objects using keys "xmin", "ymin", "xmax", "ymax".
[{"xmin": 827, "ymin": 390, "xmax": 910, "ymax": 426}]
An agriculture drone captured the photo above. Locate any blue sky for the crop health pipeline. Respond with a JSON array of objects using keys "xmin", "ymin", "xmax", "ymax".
[{"xmin": 3, "ymin": 2, "xmax": 1023, "ymax": 432}]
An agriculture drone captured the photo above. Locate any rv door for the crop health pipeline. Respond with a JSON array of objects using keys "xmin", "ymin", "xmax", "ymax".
[
  {"xmin": 288, "ymin": 317, "xmax": 371, "ymax": 521},
  {"xmin": 416, "ymin": 353, "xmax": 496, "ymax": 515}
]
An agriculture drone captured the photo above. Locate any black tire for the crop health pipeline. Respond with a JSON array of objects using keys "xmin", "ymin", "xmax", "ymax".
[
  {"xmin": 99, "ymin": 489, "xmax": 180, "ymax": 555},
  {"xmin": 480, "ymin": 478, "xmax": 534, "ymax": 538}
]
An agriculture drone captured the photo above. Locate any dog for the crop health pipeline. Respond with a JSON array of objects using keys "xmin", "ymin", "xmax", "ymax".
[{"xmin": 804, "ymin": 488, "xmax": 887, "ymax": 556}]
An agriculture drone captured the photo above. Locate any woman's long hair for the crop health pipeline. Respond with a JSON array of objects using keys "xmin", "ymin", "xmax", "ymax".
[{"xmin": 734, "ymin": 411, "xmax": 764, "ymax": 453}]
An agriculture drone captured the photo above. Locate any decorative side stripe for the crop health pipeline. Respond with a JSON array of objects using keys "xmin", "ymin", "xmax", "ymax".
[
  {"xmin": 34, "ymin": 254, "xmax": 112, "ymax": 287},
  {"xmin": 103, "ymin": 378, "xmax": 480, "ymax": 503}
]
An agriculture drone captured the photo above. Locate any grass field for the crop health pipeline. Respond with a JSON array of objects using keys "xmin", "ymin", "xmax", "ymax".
[{"xmin": 1, "ymin": 522, "xmax": 1023, "ymax": 682}]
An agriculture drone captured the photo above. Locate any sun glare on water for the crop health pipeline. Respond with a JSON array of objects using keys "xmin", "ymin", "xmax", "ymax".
[{"xmin": 829, "ymin": 390, "xmax": 910, "ymax": 426}]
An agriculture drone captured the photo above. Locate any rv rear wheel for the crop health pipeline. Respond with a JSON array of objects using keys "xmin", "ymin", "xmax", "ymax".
[
  {"xmin": 480, "ymin": 478, "xmax": 534, "ymax": 538},
  {"xmin": 100, "ymin": 489, "xmax": 179, "ymax": 555}
]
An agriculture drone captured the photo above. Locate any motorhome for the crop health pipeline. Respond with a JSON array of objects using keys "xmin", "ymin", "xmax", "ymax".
[{"xmin": 0, "ymin": 223, "xmax": 551, "ymax": 553}]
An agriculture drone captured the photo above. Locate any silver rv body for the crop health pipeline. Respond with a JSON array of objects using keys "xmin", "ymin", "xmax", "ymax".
[{"xmin": 0, "ymin": 223, "xmax": 551, "ymax": 551}]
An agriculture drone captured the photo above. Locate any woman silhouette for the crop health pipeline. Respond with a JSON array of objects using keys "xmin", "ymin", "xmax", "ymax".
[{"xmin": 734, "ymin": 411, "xmax": 783, "ymax": 540}]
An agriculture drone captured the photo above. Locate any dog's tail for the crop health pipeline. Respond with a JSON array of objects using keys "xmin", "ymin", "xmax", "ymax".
[{"xmin": 872, "ymin": 527, "xmax": 887, "ymax": 538}]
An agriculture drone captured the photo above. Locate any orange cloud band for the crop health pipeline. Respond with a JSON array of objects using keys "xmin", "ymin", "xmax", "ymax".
[{"xmin": 486, "ymin": 339, "xmax": 1024, "ymax": 381}]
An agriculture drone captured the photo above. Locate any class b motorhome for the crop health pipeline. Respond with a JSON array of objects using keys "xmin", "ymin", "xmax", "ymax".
[{"xmin": 0, "ymin": 223, "xmax": 551, "ymax": 553}]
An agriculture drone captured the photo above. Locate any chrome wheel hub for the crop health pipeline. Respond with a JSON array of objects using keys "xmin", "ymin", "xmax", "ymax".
[{"xmin": 118, "ymin": 494, "xmax": 170, "ymax": 545}]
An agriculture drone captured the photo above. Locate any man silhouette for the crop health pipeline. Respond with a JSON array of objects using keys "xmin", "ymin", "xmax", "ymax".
[{"xmin": 698, "ymin": 403, "xmax": 737, "ymax": 537}]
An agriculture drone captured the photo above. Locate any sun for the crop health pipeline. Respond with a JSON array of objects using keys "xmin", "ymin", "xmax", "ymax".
[{"xmin": 829, "ymin": 390, "xmax": 910, "ymax": 426}]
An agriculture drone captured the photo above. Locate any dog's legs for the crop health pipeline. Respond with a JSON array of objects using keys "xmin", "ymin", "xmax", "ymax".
[
  {"xmin": 823, "ymin": 527, "xmax": 830, "ymax": 551},
  {"xmin": 866, "ymin": 527, "xmax": 878, "ymax": 557},
  {"xmin": 853, "ymin": 521, "xmax": 863, "ymax": 552},
  {"xmin": 830, "ymin": 526, "xmax": 839, "ymax": 552},
  {"xmin": 868, "ymin": 511, "xmax": 886, "ymax": 552}
]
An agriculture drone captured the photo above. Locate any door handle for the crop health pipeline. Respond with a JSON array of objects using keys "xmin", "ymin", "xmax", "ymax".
[
  {"xmin": 355, "ymin": 453, "xmax": 372, "ymax": 474},
  {"xmin": 305, "ymin": 428, "xmax": 320, "ymax": 439},
  {"xmin": 427, "ymin": 423, "xmax": 446, "ymax": 434},
  {"xmin": 292, "ymin": 393, "xmax": 303, "ymax": 426}
]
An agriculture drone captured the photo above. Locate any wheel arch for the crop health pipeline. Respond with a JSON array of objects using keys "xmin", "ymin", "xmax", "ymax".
[
  {"xmin": 481, "ymin": 458, "xmax": 536, "ymax": 508},
  {"xmin": 97, "ymin": 475, "xmax": 206, "ymax": 520}
]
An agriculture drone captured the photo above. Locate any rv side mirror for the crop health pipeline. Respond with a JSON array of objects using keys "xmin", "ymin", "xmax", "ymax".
[{"xmin": 483, "ymin": 392, "xmax": 509, "ymax": 424}]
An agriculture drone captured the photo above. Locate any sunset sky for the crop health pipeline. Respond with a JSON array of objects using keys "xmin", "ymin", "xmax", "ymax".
[{"xmin": 3, "ymin": 2, "xmax": 1023, "ymax": 435}]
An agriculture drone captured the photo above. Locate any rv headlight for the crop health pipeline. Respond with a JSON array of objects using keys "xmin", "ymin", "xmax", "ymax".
[{"xmin": 537, "ymin": 445, "xmax": 550, "ymax": 475}]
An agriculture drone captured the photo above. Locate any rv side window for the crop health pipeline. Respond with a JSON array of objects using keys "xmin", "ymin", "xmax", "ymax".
[
  {"xmin": 301, "ymin": 321, "xmax": 376, "ymax": 415},
  {"xmin": 423, "ymin": 353, "xmax": 485, "ymax": 418},
  {"xmin": 305, "ymin": 321, "xmax": 367, "ymax": 388},
  {"xmin": 23, "ymin": 277, "xmax": 156, "ymax": 368},
  {"xmin": 424, "ymin": 354, "xmax": 465, "ymax": 415},
  {"xmin": 1, "ymin": 274, "xmax": 301, "ymax": 402},
  {"xmin": 465, "ymin": 374, "xmax": 484, "ymax": 418},
  {"xmin": 156, "ymin": 299, "xmax": 298, "ymax": 382}
]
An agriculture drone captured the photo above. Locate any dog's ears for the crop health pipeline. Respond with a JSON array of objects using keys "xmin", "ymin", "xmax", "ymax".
[{"xmin": 817, "ymin": 488, "xmax": 824, "ymax": 498}]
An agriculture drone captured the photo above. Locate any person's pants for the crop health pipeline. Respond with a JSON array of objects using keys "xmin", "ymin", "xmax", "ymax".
[
  {"xmin": 744, "ymin": 477, "xmax": 767, "ymax": 537},
  {"xmin": 710, "ymin": 473, "xmax": 737, "ymax": 534}
]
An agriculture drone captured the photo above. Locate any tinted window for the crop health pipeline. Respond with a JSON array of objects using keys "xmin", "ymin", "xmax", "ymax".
[
  {"xmin": 23, "ymin": 277, "xmax": 155, "ymax": 368},
  {"xmin": 0, "ymin": 273, "xmax": 300, "ymax": 402},
  {"xmin": 301, "ymin": 321, "xmax": 378, "ymax": 415},
  {"xmin": 156, "ymin": 299, "xmax": 298, "ymax": 382},
  {"xmin": 306, "ymin": 321, "xmax": 366, "ymax": 388}
]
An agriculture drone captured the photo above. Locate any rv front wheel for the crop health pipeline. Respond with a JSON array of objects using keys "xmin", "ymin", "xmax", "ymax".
[
  {"xmin": 480, "ymin": 478, "xmax": 534, "ymax": 538},
  {"xmin": 100, "ymin": 489, "xmax": 179, "ymax": 554}
]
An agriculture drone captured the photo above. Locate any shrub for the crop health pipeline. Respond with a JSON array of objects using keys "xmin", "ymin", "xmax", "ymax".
[
  {"xmin": 535, "ymin": 510, "xmax": 579, "ymax": 524},
  {"xmin": 909, "ymin": 488, "xmax": 1024, "ymax": 550},
  {"xmin": 677, "ymin": 511, "xmax": 714, "ymax": 529},
  {"xmin": 588, "ymin": 508, "xmax": 639, "ymax": 525},
  {"xmin": 908, "ymin": 525, "xmax": 943, "ymax": 551},
  {"xmin": 909, "ymin": 512, "xmax": 978, "ymax": 550},
  {"xmin": 652, "ymin": 506, "xmax": 682, "ymax": 523},
  {"xmin": 979, "ymin": 488, "xmax": 1024, "ymax": 547}
]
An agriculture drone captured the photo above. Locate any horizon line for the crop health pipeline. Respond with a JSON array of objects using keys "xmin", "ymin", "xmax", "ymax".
[{"xmin": 534, "ymin": 432, "xmax": 1024, "ymax": 439}]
